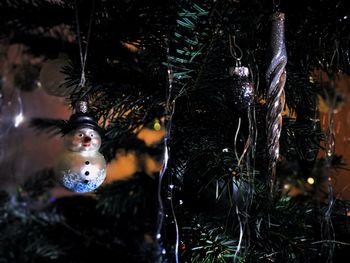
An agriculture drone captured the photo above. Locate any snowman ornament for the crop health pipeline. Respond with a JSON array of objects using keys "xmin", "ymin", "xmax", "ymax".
[{"xmin": 56, "ymin": 112, "xmax": 107, "ymax": 193}]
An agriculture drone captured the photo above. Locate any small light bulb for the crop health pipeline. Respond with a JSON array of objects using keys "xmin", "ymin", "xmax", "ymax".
[
  {"xmin": 153, "ymin": 119, "xmax": 161, "ymax": 131},
  {"xmin": 326, "ymin": 150, "xmax": 333, "ymax": 157},
  {"xmin": 14, "ymin": 113, "xmax": 24, "ymax": 127},
  {"xmin": 307, "ymin": 177, "xmax": 315, "ymax": 185}
]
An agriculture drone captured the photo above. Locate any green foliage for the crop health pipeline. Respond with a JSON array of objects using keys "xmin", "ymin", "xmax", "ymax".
[
  {"xmin": 182, "ymin": 217, "xmax": 241, "ymax": 262},
  {"xmin": 0, "ymin": 172, "xmax": 158, "ymax": 263},
  {"xmin": 180, "ymin": 181, "xmax": 350, "ymax": 263}
]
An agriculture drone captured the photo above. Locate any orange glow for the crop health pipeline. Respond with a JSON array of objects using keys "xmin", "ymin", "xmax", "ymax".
[
  {"xmin": 106, "ymin": 151, "xmax": 138, "ymax": 182},
  {"xmin": 122, "ymin": 41, "xmax": 141, "ymax": 53},
  {"xmin": 106, "ymin": 127, "xmax": 164, "ymax": 182},
  {"xmin": 314, "ymin": 70, "xmax": 350, "ymax": 200},
  {"xmin": 141, "ymin": 154, "xmax": 162, "ymax": 174},
  {"xmin": 137, "ymin": 128, "xmax": 164, "ymax": 146}
]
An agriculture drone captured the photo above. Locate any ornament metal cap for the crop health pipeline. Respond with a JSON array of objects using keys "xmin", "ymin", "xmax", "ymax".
[{"xmin": 74, "ymin": 100, "xmax": 89, "ymax": 114}]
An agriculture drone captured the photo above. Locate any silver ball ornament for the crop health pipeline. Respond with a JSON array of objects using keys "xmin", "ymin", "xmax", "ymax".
[
  {"xmin": 56, "ymin": 126, "xmax": 107, "ymax": 193},
  {"xmin": 39, "ymin": 53, "xmax": 73, "ymax": 97}
]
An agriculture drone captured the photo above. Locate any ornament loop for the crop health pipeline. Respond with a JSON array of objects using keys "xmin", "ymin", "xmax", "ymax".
[{"xmin": 229, "ymin": 34, "xmax": 243, "ymax": 67}]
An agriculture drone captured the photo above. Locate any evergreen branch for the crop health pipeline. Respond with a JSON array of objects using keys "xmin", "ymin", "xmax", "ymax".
[{"xmin": 30, "ymin": 118, "xmax": 68, "ymax": 136}]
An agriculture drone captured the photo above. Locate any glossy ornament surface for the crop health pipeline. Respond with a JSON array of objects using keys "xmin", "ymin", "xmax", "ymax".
[
  {"xmin": 229, "ymin": 66, "xmax": 255, "ymax": 111},
  {"xmin": 266, "ymin": 12, "xmax": 287, "ymax": 191},
  {"xmin": 39, "ymin": 53, "xmax": 73, "ymax": 97},
  {"xmin": 56, "ymin": 126, "xmax": 106, "ymax": 193}
]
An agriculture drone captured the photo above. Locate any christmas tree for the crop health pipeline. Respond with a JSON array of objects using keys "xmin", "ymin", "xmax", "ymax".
[{"xmin": 0, "ymin": 0, "xmax": 350, "ymax": 262}]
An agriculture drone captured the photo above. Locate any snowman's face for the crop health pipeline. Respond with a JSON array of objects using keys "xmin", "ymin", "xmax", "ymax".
[{"xmin": 64, "ymin": 127, "xmax": 101, "ymax": 152}]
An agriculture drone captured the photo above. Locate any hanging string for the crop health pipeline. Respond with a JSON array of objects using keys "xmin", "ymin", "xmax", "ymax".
[
  {"xmin": 155, "ymin": 42, "xmax": 179, "ymax": 263},
  {"xmin": 74, "ymin": 0, "xmax": 96, "ymax": 88}
]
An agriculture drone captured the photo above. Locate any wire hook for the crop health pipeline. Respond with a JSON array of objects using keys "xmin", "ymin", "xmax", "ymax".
[{"xmin": 229, "ymin": 34, "xmax": 243, "ymax": 67}]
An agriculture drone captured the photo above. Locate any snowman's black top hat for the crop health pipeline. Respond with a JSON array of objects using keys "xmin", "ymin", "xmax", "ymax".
[{"xmin": 63, "ymin": 101, "xmax": 104, "ymax": 135}]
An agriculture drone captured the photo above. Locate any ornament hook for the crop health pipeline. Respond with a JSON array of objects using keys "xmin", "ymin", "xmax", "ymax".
[
  {"xmin": 229, "ymin": 35, "xmax": 250, "ymax": 77},
  {"xmin": 229, "ymin": 34, "xmax": 243, "ymax": 67}
]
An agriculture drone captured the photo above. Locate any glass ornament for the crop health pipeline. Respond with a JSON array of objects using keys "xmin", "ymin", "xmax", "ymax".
[
  {"xmin": 39, "ymin": 53, "xmax": 73, "ymax": 97},
  {"xmin": 56, "ymin": 112, "xmax": 106, "ymax": 193}
]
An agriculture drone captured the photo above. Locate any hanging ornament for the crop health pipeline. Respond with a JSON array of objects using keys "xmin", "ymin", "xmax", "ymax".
[
  {"xmin": 55, "ymin": 0, "xmax": 104, "ymax": 193},
  {"xmin": 38, "ymin": 53, "xmax": 73, "ymax": 97},
  {"xmin": 228, "ymin": 35, "xmax": 256, "ymax": 166},
  {"xmin": 229, "ymin": 66, "xmax": 255, "ymax": 111},
  {"xmin": 55, "ymin": 101, "xmax": 106, "ymax": 193},
  {"xmin": 228, "ymin": 35, "xmax": 255, "ymax": 111},
  {"xmin": 228, "ymin": 35, "xmax": 257, "ymax": 259},
  {"xmin": 266, "ymin": 12, "xmax": 287, "ymax": 192}
]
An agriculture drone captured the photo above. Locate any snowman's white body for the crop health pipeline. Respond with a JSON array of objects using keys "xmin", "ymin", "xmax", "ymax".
[{"xmin": 56, "ymin": 126, "xmax": 107, "ymax": 193}]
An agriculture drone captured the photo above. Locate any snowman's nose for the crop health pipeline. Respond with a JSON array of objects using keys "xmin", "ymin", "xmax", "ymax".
[{"xmin": 83, "ymin": 136, "xmax": 91, "ymax": 143}]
